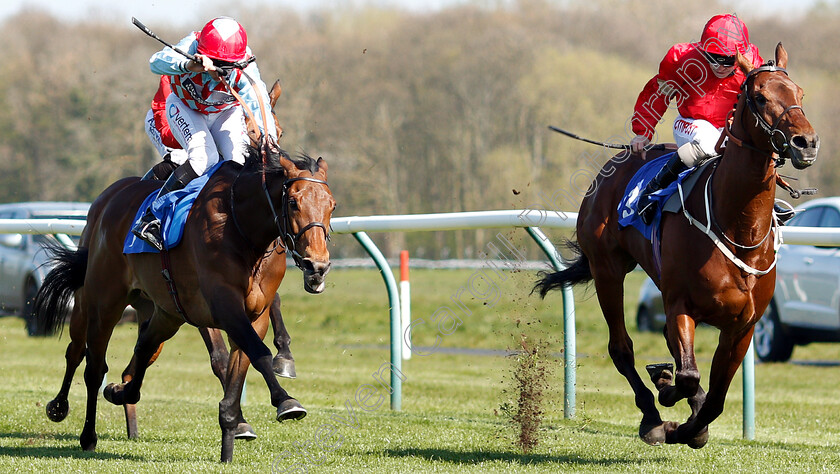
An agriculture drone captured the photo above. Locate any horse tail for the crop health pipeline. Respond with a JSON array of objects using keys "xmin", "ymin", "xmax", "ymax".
[
  {"xmin": 533, "ymin": 240, "xmax": 592, "ymax": 298},
  {"xmin": 34, "ymin": 245, "xmax": 88, "ymax": 336}
]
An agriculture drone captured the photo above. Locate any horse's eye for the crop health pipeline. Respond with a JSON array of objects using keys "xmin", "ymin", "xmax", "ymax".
[
  {"xmin": 289, "ymin": 199, "xmax": 299, "ymax": 211},
  {"xmin": 754, "ymin": 94, "xmax": 767, "ymax": 107}
]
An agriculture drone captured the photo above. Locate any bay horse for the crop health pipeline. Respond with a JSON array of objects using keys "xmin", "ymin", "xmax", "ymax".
[
  {"xmin": 34, "ymin": 136, "xmax": 334, "ymax": 462},
  {"xmin": 535, "ymin": 43, "xmax": 819, "ymax": 447},
  {"xmin": 36, "ymin": 80, "xmax": 301, "ymax": 443}
]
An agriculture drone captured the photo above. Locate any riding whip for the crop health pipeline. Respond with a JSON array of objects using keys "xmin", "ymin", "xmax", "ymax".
[{"xmin": 548, "ymin": 125, "xmax": 669, "ymax": 150}]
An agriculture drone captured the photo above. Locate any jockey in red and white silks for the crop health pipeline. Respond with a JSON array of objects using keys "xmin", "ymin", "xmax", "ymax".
[
  {"xmin": 149, "ymin": 19, "xmax": 276, "ymax": 175},
  {"xmin": 132, "ymin": 17, "xmax": 276, "ymax": 251}
]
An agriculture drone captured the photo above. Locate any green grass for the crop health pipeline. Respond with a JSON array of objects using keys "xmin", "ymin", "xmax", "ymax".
[{"xmin": 1, "ymin": 268, "xmax": 839, "ymax": 472}]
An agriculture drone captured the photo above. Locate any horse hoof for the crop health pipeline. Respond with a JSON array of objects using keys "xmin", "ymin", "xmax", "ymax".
[
  {"xmin": 80, "ymin": 433, "xmax": 97, "ymax": 452},
  {"xmin": 46, "ymin": 398, "xmax": 69, "ymax": 422},
  {"xmin": 234, "ymin": 422, "xmax": 257, "ymax": 440},
  {"xmin": 273, "ymin": 357, "xmax": 297, "ymax": 379},
  {"xmin": 276, "ymin": 398, "xmax": 307, "ymax": 422},
  {"xmin": 645, "ymin": 362, "xmax": 674, "ymax": 385},
  {"xmin": 687, "ymin": 427, "xmax": 709, "ymax": 449},
  {"xmin": 103, "ymin": 383, "xmax": 123, "ymax": 405},
  {"xmin": 640, "ymin": 421, "xmax": 678, "ymax": 446},
  {"xmin": 639, "ymin": 423, "xmax": 666, "ymax": 446}
]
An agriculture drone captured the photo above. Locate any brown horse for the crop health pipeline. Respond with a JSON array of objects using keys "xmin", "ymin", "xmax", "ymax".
[
  {"xmin": 536, "ymin": 43, "xmax": 819, "ymax": 447},
  {"xmin": 34, "ymin": 138, "xmax": 334, "ymax": 462},
  {"xmin": 37, "ymin": 80, "xmax": 300, "ymax": 443}
]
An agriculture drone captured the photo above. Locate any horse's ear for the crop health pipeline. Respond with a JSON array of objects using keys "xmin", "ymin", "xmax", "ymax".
[
  {"xmin": 316, "ymin": 157, "xmax": 328, "ymax": 174},
  {"xmin": 269, "ymin": 80, "xmax": 282, "ymax": 109},
  {"xmin": 775, "ymin": 42, "xmax": 788, "ymax": 69},
  {"xmin": 736, "ymin": 51, "xmax": 754, "ymax": 76}
]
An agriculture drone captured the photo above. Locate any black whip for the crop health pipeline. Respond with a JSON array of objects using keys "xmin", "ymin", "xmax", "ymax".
[{"xmin": 548, "ymin": 125, "xmax": 669, "ymax": 150}]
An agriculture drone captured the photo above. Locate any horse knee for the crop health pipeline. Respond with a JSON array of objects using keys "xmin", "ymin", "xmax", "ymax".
[
  {"xmin": 675, "ymin": 368, "xmax": 701, "ymax": 397},
  {"xmin": 219, "ymin": 399, "xmax": 240, "ymax": 429}
]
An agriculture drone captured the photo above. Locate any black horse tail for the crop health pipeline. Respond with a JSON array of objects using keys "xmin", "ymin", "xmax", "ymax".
[
  {"xmin": 33, "ymin": 246, "xmax": 88, "ymax": 336},
  {"xmin": 534, "ymin": 240, "xmax": 593, "ymax": 298}
]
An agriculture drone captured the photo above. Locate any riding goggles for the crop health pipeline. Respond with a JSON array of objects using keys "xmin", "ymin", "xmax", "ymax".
[{"xmin": 702, "ymin": 50, "xmax": 736, "ymax": 68}]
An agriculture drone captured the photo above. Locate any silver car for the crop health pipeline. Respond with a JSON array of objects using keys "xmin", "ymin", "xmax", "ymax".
[
  {"xmin": 0, "ymin": 202, "xmax": 89, "ymax": 335},
  {"xmin": 636, "ymin": 196, "xmax": 840, "ymax": 362}
]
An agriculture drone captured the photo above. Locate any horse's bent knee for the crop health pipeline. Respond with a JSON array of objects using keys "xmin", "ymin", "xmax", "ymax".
[{"xmin": 675, "ymin": 368, "xmax": 701, "ymax": 396}]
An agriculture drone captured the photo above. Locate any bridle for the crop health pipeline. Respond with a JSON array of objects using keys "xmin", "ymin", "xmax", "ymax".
[
  {"xmin": 726, "ymin": 61, "xmax": 804, "ymax": 163},
  {"xmin": 230, "ymin": 147, "xmax": 331, "ymax": 271},
  {"xmin": 220, "ymin": 69, "xmax": 331, "ymax": 270}
]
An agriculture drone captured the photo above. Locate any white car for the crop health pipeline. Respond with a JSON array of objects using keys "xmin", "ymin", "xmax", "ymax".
[
  {"xmin": 0, "ymin": 202, "xmax": 89, "ymax": 335},
  {"xmin": 755, "ymin": 196, "xmax": 840, "ymax": 362}
]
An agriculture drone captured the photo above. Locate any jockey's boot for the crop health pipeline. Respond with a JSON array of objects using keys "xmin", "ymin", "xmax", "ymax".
[
  {"xmin": 131, "ymin": 163, "xmax": 199, "ymax": 250},
  {"xmin": 637, "ymin": 152, "xmax": 689, "ymax": 225},
  {"xmin": 141, "ymin": 153, "xmax": 178, "ymax": 181},
  {"xmin": 773, "ymin": 203, "xmax": 796, "ymax": 225}
]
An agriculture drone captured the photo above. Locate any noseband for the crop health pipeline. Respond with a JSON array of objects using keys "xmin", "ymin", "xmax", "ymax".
[{"xmin": 738, "ymin": 61, "xmax": 804, "ymax": 160}]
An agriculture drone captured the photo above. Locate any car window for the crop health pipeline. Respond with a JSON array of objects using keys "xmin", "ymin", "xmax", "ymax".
[
  {"xmin": 789, "ymin": 207, "xmax": 823, "ymax": 227},
  {"xmin": 818, "ymin": 208, "xmax": 840, "ymax": 228}
]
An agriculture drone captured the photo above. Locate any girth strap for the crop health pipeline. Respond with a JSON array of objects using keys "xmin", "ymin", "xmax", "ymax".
[{"xmin": 160, "ymin": 249, "xmax": 195, "ymax": 325}]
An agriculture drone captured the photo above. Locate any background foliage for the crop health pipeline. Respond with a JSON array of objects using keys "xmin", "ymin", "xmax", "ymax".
[{"xmin": 1, "ymin": 0, "xmax": 837, "ymax": 258}]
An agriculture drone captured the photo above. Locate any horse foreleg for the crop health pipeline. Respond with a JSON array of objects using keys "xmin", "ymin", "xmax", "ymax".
[
  {"xmin": 669, "ymin": 327, "xmax": 754, "ymax": 448},
  {"xmin": 211, "ymin": 291, "xmax": 306, "ymax": 424},
  {"xmin": 218, "ymin": 314, "xmax": 270, "ymax": 461},
  {"xmin": 46, "ymin": 302, "xmax": 87, "ymax": 423},
  {"xmin": 653, "ymin": 313, "xmax": 702, "ymax": 407},
  {"xmin": 270, "ymin": 295, "xmax": 296, "ymax": 379},
  {"xmin": 592, "ymin": 273, "xmax": 667, "ymax": 445}
]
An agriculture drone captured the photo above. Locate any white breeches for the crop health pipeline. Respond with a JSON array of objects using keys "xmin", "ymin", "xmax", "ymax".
[
  {"xmin": 672, "ymin": 116, "xmax": 723, "ymax": 167},
  {"xmin": 164, "ymin": 94, "xmax": 247, "ymax": 175}
]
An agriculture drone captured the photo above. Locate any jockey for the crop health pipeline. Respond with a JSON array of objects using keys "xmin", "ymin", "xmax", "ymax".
[
  {"xmin": 630, "ymin": 14, "xmax": 763, "ymax": 225},
  {"xmin": 132, "ymin": 16, "xmax": 277, "ymax": 251},
  {"xmin": 142, "ymin": 75, "xmax": 188, "ymax": 180}
]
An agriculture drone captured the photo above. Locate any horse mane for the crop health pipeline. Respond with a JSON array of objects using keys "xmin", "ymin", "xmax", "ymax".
[{"xmin": 242, "ymin": 145, "xmax": 321, "ymax": 176}]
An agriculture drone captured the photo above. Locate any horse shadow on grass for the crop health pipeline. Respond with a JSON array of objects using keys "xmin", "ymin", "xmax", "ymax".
[
  {"xmin": 385, "ymin": 447, "xmax": 667, "ymax": 467},
  {"xmin": 0, "ymin": 431, "xmax": 144, "ymax": 461}
]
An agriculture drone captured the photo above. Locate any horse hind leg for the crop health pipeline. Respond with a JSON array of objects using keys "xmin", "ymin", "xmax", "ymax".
[
  {"xmin": 591, "ymin": 270, "xmax": 672, "ymax": 445},
  {"xmin": 46, "ymin": 303, "xmax": 88, "ymax": 423},
  {"xmin": 269, "ymin": 295, "xmax": 296, "ymax": 379}
]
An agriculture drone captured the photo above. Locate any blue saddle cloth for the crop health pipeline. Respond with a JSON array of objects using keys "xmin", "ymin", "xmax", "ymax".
[
  {"xmin": 617, "ymin": 152, "xmax": 692, "ymax": 240},
  {"xmin": 123, "ymin": 162, "xmax": 225, "ymax": 254}
]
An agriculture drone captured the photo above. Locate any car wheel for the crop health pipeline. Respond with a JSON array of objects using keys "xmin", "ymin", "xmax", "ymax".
[
  {"xmin": 637, "ymin": 306, "xmax": 654, "ymax": 333},
  {"xmin": 23, "ymin": 279, "xmax": 43, "ymax": 336},
  {"xmin": 753, "ymin": 301, "xmax": 794, "ymax": 362}
]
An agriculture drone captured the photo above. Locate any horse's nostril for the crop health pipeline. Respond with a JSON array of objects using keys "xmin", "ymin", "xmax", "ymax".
[{"xmin": 790, "ymin": 135, "xmax": 809, "ymax": 150}]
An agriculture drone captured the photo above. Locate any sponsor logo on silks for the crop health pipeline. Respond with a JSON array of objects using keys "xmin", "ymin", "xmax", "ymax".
[
  {"xmin": 181, "ymin": 78, "xmax": 236, "ymax": 107},
  {"xmin": 674, "ymin": 119, "xmax": 697, "ymax": 135},
  {"xmin": 168, "ymin": 104, "xmax": 193, "ymax": 142}
]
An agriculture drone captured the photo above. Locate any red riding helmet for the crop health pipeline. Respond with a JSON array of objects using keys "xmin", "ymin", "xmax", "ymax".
[
  {"xmin": 197, "ymin": 17, "xmax": 248, "ymax": 62},
  {"xmin": 700, "ymin": 14, "xmax": 749, "ymax": 56}
]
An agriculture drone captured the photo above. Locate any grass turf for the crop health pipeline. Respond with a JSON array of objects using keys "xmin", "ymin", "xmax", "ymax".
[{"xmin": 1, "ymin": 268, "xmax": 839, "ymax": 472}]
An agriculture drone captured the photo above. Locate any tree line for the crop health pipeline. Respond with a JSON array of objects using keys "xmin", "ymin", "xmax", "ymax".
[{"xmin": 1, "ymin": 0, "xmax": 837, "ymax": 259}]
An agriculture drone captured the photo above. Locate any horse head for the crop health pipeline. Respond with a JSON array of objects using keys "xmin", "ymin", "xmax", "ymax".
[
  {"xmin": 267, "ymin": 141, "xmax": 335, "ymax": 294},
  {"xmin": 735, "ymin": 42, "xmax": 819, "ymax": 169}
]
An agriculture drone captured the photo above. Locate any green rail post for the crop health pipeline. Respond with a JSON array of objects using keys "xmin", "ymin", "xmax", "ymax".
[
  {"xmin": 525, "ymin": 227, "xmax": 576, "ymax": 419},
  {"xmin": 353, "ymin": 231, "xmax": 402, "ymax": 411}
]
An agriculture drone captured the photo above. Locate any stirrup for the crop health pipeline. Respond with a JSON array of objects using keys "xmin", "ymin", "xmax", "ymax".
[
  {"xmin": 774, "ymin": 203, "xmax": 796, "ymax": 225},
  {"xmin": 131, "ymin": 218, "xmax": 164, "ymax": 251}
]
